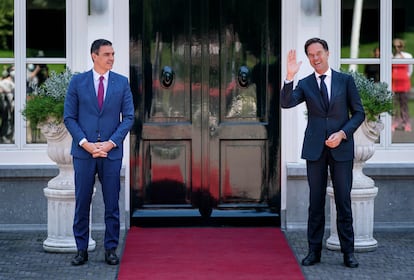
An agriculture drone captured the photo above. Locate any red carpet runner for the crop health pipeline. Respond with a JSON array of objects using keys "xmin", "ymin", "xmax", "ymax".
[{"xmin": 118, "ymin": 227, "xmax": 304, "ymax": 280}]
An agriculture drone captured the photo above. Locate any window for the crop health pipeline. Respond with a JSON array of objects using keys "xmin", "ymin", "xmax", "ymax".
[
  {"xmin": 0, "ymin": 0, "xmax": 66, "ymax": 146},
  {"xmin": 391, "ymin": 0, "xmax": 414, "ymax": 142},
  {"xmin": 0, "ymin": 0, "xmax": 15, "ymax": 144},
  {"xmin": 341, "ymin": 0, "xmax": 414, "ymax": 147}
]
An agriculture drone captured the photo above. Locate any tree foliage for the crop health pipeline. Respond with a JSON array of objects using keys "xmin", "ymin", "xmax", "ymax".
[{"xmin": 0, "ymin": 0, "xmax": 14, "ymax": 50}]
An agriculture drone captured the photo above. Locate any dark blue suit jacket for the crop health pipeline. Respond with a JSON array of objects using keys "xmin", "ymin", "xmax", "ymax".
[
  {"xmin": 281, "ymin": 69, "xmax": 365, "ymax": 161},
  {"xmin": 64, "ymin": 70, "xmax": 135, "ymax": 160}
]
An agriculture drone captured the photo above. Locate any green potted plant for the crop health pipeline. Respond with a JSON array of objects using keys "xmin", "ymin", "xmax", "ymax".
[
  {"xmin": 22, "ymin": 67, "xmax": 73, "ymax": 129},
  {"xmin": 347, "ymin": 70, "xmax": 393, "ymax": 122}
]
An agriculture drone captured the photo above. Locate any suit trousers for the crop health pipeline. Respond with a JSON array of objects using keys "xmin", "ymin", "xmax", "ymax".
[
  {"xmin": 73, "ymin": 157, "xmax": 122, "ymax": 251},
  {"xmin": 306, "ymin": 147, "xmax": 354, "ymax": 254}
]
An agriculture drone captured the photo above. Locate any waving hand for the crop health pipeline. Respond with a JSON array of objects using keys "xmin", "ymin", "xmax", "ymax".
[{"xmin": 286, "ymin": 49, "xmax": 302, "ymax": 81}]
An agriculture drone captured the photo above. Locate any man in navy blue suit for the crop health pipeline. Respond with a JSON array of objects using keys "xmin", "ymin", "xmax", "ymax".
[
  {"xmin": 281, "ymin": 38, "xmax": 365, "ymax": 268},
  {"xmin": 64, "ymin": 39, "xmax": 134, "ymax": 266}
]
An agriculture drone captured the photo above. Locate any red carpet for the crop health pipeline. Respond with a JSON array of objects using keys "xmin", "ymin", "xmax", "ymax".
[{"xmin": 118, "ymin": 227, "xmax": 304, "ymax": 280}]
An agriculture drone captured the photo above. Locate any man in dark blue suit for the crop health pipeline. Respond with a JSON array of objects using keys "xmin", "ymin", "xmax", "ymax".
[
  {"xmin": 64, "ymin": 39, "xmax": 134, "ymax": 266},
  {"xmin": 281, "ymin": 38, "xmax": 365, "ymax": 268}
]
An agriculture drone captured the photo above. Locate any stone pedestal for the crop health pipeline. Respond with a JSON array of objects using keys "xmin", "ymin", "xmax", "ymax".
[
  {"xmin": 40, "ymin": 122, "xmax": 95, "ymax": 253},
  {"xmin": 327, "ymin": 120, "xmax": 382, "ymax": 252},
  {"xmin": 326, "ymin": 184, "xmax": 378, "ymax": 252}
]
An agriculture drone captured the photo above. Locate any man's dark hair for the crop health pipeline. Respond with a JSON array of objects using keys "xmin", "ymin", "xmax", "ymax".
[
  {"xmin": 304, "ymin": 38, "xmax": 329, "ymax": 55},
  {"xmin": 90, "ymin": 39, "xmax": 112, "ymax": 55}
]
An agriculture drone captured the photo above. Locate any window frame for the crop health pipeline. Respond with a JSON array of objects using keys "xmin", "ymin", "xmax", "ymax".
[
  {"xmin": 340, "ymin": 0, "xmax": 414, "ymax": 156},
  {"xmin": 0, "ymin": 0, "xmax": 71, "ymax": 166}
]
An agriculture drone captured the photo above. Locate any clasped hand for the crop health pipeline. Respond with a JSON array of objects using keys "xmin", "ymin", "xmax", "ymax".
[
  {"xmin": 82, "ymin": 141, "xmax": 114, "ymax": 158},
  {"xmin": 325, "ymin": 131, "xmax": 345, "ymax": 149}
]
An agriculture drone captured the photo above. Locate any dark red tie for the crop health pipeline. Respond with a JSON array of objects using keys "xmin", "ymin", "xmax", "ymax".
[{"xmin": 98, "ymin": 76, "xmax": 104, "ymax": 109}]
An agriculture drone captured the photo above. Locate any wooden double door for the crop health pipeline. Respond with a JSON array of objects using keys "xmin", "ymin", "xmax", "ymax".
[{"xmin": 129, "ymin": 0, "xmax": 281, "ymax": 218}]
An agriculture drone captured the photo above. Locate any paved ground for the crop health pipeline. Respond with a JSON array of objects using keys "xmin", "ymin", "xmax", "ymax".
[
  {"xmin": 0, "ymin": 228, "xmax": 413, "ymax": 279},
  {"xmin": 285, "ymin": 229, "xmax": 414, "ymax": 280},
  {"xmin": 0, "ymin": 230, "xmax": 126, "ymax": 280}
]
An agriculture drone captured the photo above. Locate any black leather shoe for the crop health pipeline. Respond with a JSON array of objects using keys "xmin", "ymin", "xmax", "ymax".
[
  {"xmin": 344, "ymin": 253, "xmax": 359, "ymax": 268},
  {"xmin": 301, "ymin": 251, "xmax": 321, "ymax": 266},
  {"xmin": 105, "ymin": 249, "xmax": 119, "ymax": 265},
  {"xmin": 71, "ymin": 250, "xmax": 88, "ymax": 266}
]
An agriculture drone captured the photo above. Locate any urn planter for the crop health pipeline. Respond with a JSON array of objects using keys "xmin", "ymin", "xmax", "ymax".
[
  {"xmin": 327, "ymin": 120, "xmax": 382, "ymax": 252},
  {"xmin": 40, "ymin": 121, "xmax": 96, "ymax": 253}
]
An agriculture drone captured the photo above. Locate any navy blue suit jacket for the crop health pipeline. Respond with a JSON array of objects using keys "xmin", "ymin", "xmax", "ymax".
[
  {"xmin": 280, "ymin": 69, "xmax": 365, "ymax": 161},
  {"xmin": 64, "ymin": 70, "xmax": 135, "ymax": 160}
]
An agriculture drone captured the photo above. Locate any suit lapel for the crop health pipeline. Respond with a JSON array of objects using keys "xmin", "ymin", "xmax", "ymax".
[
  {"xmin": 329, "ymin": 70, "xmax": 338, "ymax": 110},
  {"xmin": 85, "ymin": 71, "xmax": 100, "ymax": 112},
  {"xmin": 103, "ymin": 71, "xmax": 115, "ymax": 111}
]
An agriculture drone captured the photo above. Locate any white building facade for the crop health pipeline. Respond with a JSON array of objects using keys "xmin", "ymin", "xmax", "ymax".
[{"xmin": 1, "ymin": 0, "xmax": 413, "ymax": 230}]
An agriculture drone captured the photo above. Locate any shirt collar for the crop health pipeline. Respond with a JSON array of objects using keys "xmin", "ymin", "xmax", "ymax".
[
  {"xmin": 315, "ymin": 68, "xmax": 332, "ymax": 79},
  {"xmin": 93, "ymin": 69, "xmax": 109, "ymax": 81}
]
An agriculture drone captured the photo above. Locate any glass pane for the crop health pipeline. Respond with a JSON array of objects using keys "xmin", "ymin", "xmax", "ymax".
[
  {"xmin": 0, "ymin": 0, "xmax": 14, "ymax": 58},
  {"xmin": 341, "ymin": 0, "xmax": 380, "ymax": 59},
  {"xmin": 219, "ymin": 0, "xmax": 270, "ymax": 121},
  {"xmin": 392, "ymin": 0, "xmax": 414, "ymax": 143},
  {"xmin": 26, "ymin": 63, "xmax": 50, "ymax": 93},
  {"xmin": 392, "ymin": 0, "xmax": 414, "ymax": 56},
  {"xmin": 0, "ymin": 64, "xmax": 14, "ymax": 144},
  {"xmin": 364, "ymin": 47, "xmax": 381, "ymax": 82},
  {"xmin": 391, "ymin": 62, "xmax": 414, "ymax": 142},
  {"xmin": 141, "ymin": 0, "xmax": 190, "ymax": 122},
  {"xmin": 26, "ymin": 0, "xmax": 66, "ymax": 58},
  {"xmin": 340, "ymin": 64, "xmax": 366, "ymax": 75},
  {"xmin": 341, "ymin": 63, "xmax": 381, "ymax": 83},
  {"xmin": 25, "ymin": 64, "xmax": 65, "ymax": 144}
]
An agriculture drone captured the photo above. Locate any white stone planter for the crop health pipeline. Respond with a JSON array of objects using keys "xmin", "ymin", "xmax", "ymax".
[
  {"xmin": 40, "ymin": 121, "xmax": 96, "ymax": 253},
  {"xmin": 327, "ymin": 120, "xmax": 382, "ymax": 252}
]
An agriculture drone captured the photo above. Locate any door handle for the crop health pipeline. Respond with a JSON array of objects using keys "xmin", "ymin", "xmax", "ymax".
[
  {"xmin": 238, "ymin": 66, "xmax": 250, "ymax": 88},
  {"xmin": 160, "ymin": 66, "xmax": 175, "ymax": 88},
  {"xmin": 209, "ymin": 115, "xmax": 218, "ymax": 136}
]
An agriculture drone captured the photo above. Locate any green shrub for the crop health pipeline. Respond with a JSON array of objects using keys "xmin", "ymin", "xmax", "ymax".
[
  {"xmin": 22, "ymin": 68, "xmax": 73, "ymax": 129},
  {"xmin": 347, "ymin": 70, "xmax": 393, "ymax": 122}
]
